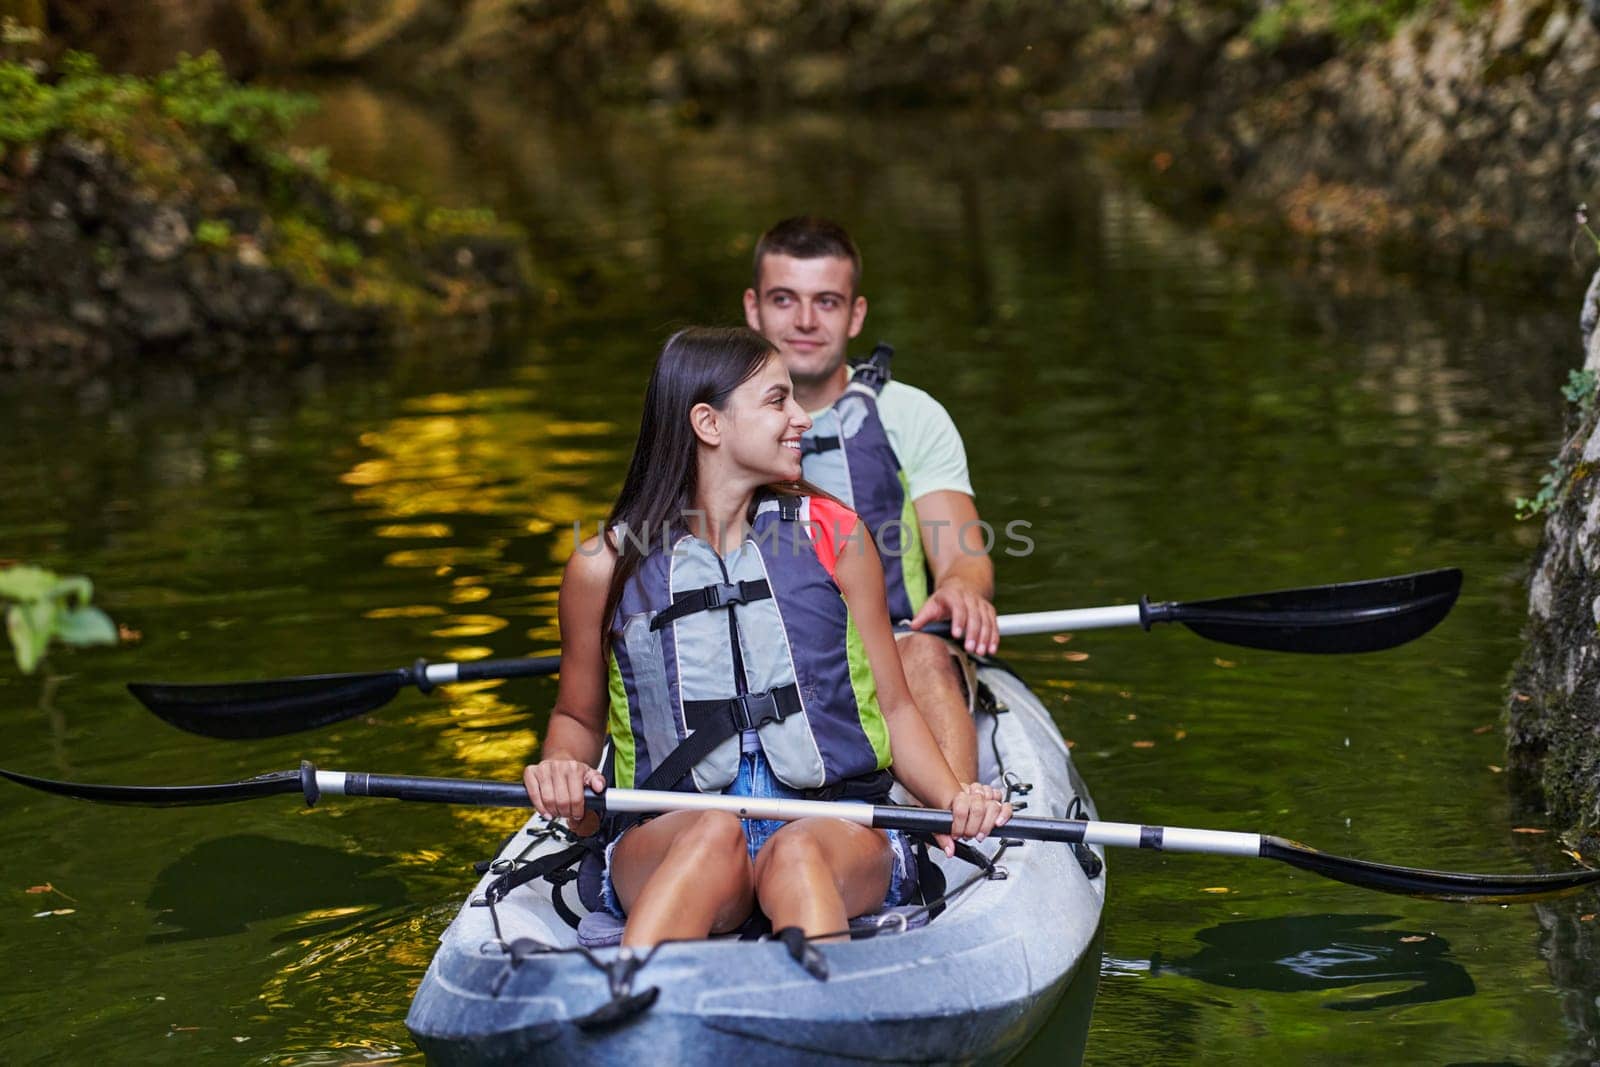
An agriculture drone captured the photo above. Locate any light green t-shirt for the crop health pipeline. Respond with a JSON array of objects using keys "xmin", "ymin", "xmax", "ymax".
[{"xmin": 811, "ymin": 379, "xmax": 974, "ymax": 502}]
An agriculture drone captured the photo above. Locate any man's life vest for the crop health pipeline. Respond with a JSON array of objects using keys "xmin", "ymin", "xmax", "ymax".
[
  {"xmin": 800, "ymin": 343, "xmax": 929, "ymax": 623},
  {"xmin": 605, "ymin": 494, "xmax": 892, "ymax": 795}
]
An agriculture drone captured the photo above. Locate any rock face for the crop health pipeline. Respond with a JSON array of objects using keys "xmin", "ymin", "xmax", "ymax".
[
  {"xmin": 1081, "ymin": 0, "xmax": 1600, "ymax": 281},
  {"xmin": 0, "ymin": 136, "xmax": 530, "ymax": 380},
  {"xmin": 1507, "ymin": 265, "xmax": 1600, "ymax": 840}
]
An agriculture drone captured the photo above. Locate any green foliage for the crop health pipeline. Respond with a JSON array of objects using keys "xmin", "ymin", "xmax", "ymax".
[
  {"xmin": 194, "ymin": 218, "xmax": 233, "ymax": 249},
  {"xmin": 0, "ymin": 50, "xmax": 315, "ymax": 150},
  {"xmin": 1246, "ymin": 0, "xmax": 1469, "ymax": 47},
  {"xmin": 0, "ymin": 565, "xmax": 117, "ymax": 675},
  {"xmin": 1563, "ymin": 368, "xmax": 1598, "ymax": 409},
  {"xmin": 1516, "ymin": 370, "xmax": 1600, "ymax": 520},
  {"xmin": 1516, "ymin": 456, "xmax": 1569, "ymax": 521},
  {"xmin": 152, "ymin": 53, "xmax": 316, "ymax": 144}
]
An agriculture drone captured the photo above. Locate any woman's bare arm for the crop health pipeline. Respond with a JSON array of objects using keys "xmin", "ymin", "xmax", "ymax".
[
  {"xmin": 832, "ymin": 524, "xmax": 1009, "ymax": 843},
  {"xmin": 523, "ymin": 536, "xmax": 614, "ymax": 828}
]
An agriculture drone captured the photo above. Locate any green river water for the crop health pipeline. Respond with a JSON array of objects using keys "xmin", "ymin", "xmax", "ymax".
[{"xmin": 1, "ymin": 87, "xmax": 1596, "ymax": 1064}]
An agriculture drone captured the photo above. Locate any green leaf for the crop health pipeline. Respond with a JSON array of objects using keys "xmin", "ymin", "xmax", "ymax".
[
  {"xmin": 55, "ymin": 606, "xmax": 117, "ymax": 647},
  {"xmin": 51, "ymin": 574, "xmax": 92, "ymax": 607},
  {"xmin": 6, "ymin": 602, "xmax": 48, "ymax": 674},
  {"xmin": 0, "ymin": 565, "xmax": 57, "ymax": 602}
]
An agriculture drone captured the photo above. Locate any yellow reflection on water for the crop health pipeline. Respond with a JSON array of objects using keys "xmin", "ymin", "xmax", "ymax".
[
  {"xmin": 448, "ymin": 584, "xmax": 492, "ymax": 604},
  {"xmin": 429, "ymin": 614, "xmax": 508, "ymax": 639},
  {"xmin": 375, "ymin": 523, "xmax": 454, "ymax": 538},
  {"xmin": 402, "ymin": 388, "xmax": 540, "ymax": 414},
  {"xmin": 363, "ymin": 604, "xmax": 447, "ymax": 619},
  {"xmin": 385, "ymin": 545, "xmax": 505, "ymax": 569},
  {"xmin": 291, "ymin": 905, "xmax": 375, "ymax": 927}
]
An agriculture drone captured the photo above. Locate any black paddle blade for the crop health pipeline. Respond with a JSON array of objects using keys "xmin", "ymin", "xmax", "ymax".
[
  {"xmin": 1152, "ymin": 567, "xmax": 1462, "ymax": 654},
  {"xmin": 0, "ymin": 766, "xmax": 303, "ymax": 806},
  {"xmin": 1262, "ymin": 836, "xmax": 1600, "ymax": 903},
  {"xmin": 128, "ymin": 670, "xmax": 409, "ymax": 739}
]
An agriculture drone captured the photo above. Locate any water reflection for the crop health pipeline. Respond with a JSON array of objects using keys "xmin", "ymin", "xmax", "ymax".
[
  {"xmin": 1149, "ymin": 913, "xmax": 1474, "ymax": 1011},
  {"xmin": 146, "ymin": 835, "xmax": 409, "ymax": 943}
]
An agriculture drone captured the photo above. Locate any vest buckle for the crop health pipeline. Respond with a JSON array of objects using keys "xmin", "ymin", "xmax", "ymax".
[
  {"xmin": 706, "ymin": 581, "xmax": 750, "ymax": 609},
  {"xmin": 733, "ymin": 690, "xmax": 784, "ymax": 730}
]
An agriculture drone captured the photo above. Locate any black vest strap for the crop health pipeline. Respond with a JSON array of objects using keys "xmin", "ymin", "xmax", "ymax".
[
  {"xmin": 851, "ymin": 342, "xmax": 895, "ymax": 393},
  {"xmin": 648, "ymin": 579, "xmax": 771, "ymax": 632},
  {"xmin": 638, "ymin": 683, "xmax": 802, "ymax": 792},
  {"xmin": 801, "ymin": 435, "xmax": 840, "ymax": 457}
]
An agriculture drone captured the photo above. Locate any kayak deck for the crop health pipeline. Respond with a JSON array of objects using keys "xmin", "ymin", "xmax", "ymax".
[{"xmin": 407, "ymin": 664, "xmax": 1106, "ymax": 1064}]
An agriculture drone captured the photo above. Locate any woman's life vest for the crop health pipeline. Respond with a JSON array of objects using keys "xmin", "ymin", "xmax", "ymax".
[
  {"xmin": 605, "ymin": 494, "xmax": 893, "ymax": 795},
  {"xmin": 800, "ymin": 343, "xmax": 929, "ymax": 623}
]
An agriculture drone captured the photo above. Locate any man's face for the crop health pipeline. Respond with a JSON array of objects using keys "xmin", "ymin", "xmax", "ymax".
[{"xmin": 743, "ymin": 253, "xmax": 868, "ymax": 387}]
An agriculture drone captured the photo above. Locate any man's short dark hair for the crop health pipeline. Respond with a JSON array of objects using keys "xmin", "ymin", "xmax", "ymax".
[{"xmin": 752, "ymin": 216, "xmax": 862, "ymax": 293}]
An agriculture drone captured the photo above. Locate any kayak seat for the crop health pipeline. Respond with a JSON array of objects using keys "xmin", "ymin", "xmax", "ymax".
[{"xmin": 576, "ymin": 906, "xmax": 929, "ymax": 949}]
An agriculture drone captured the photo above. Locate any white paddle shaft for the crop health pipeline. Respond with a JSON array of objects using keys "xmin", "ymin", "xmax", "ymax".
[{"xmin": 994, "ymin": 604, "xmax": 1144, "ymax": 636}]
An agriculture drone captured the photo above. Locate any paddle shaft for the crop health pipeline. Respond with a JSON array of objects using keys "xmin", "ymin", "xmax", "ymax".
[
  {"xmin": 8, "ymin": 759, "xmax": 1593, "ymax": 901},
  {"xmin": 418, "ymin": 655, "xmax": 561, "ymax": 689},
  {"xmin": 312, "ymin": 771, "xmax": 1262, "ymax": 857},
  {"xmin": 411, "ymin": 610, "xmax": 1133, "ymax": 685}
]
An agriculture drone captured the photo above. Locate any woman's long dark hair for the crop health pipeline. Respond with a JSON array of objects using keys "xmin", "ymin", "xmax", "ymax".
[{"xmin": 600, "ymin": 326, "xmax": 817, "ymax": 647}]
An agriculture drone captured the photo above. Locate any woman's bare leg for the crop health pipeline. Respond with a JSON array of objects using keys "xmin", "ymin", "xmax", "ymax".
[
  {"xmin": 610, "ymin": 810, "xmax": 754, "ymax": 947},
  {"xmin": 753, "ymin": 818, "xmax": 893, "ymax": 940}
]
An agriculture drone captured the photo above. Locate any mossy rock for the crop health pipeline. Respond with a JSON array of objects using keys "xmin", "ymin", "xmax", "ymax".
[{"xmin": 0, "ymin": 52, "xmax": 532, "ymax": 376}]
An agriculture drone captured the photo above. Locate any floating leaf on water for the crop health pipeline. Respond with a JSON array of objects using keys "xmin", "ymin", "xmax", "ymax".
[
  {"xmin": 1201, "ymin": 887, "xmax": 1230, "ymax": 894},
  {"xmin": 1399, "ymin": 935, "xmax": 1428, "ymax": 943},
  {"xmin": 1063, "ymin": 651, "xmax": 1089, "ymax": 662},
  {"xmin": 1514, "ymin": 692, "xmax": 1532, "ymax": 703},
  {"xmin": 1063, "ymin": 739, "xmax": 1076, "ymax": 749},
  {"xmin": 232, "ymin": 1037, "xmax": 251, "ymax": 1043},
  {"xmin": 1118, "ymin": 691, "xmax": 1132, "ymax": 699},
  {"xmin": 1126, "ymin": 713, "xmax": 1137, "ymax": 721},
  {"xmin": 25, "ymin": 884, "xmax": 52, "ymax": 894},
  {"xmin": 1174, "ymin": 729, "xmax": 1188, "ymax": 741},
  {"xmin": 1582, "ymin": 914, "xmax": 1596, "ymax": 922},
  {"xmin": 1213, "ymin": 658, "xmax": 1236, "ymax": 668},
  {"xmin": 1488, "ymin": 764, "xmax": 1503, "ymax": 773},
  {"xmin": 1473, "ymin": 724, "xmax": 1495, "ymax": 735},
  {"xmin": 1133, "ymin": 740, "xmax": 1156, "ymax": 749},
  {"xmin": 1051, "ymin": 634, "xmax": 1072, "ymax": 644},
  {"xmin": 1512, "ymin": 827, "xmax": 1548, "ymax": 835}
]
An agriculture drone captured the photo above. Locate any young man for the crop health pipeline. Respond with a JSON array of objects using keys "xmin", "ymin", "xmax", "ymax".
[{"xmin": 743, "ymin": 216, "xmax": 995, "ymax": 782}]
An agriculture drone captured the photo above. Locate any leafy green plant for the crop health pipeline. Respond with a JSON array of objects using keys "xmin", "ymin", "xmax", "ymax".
[
  {"xmin": 1517, "ymin": 370, "xmax": 1600, "ymax": 520},
  {"xmin": 1246, "ymin": 0, "xmax": 1471, "ymax": 47},
  {"xmin": 194, "ymin": 218, "xmax": 233, "ymax": 249},
  {"xmin": 1563, "ymin": 368, "xmax": 1598, "ymax": 410},
  {"xmin": 0, "ymin": 50, "xmax": 315, "ymax": 151},
  {"xmin": 0, "ymin": 565, "xmax": 117, "ymax": 674}
]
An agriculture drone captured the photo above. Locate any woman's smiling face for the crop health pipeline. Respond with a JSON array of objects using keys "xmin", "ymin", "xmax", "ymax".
[{"xmin": 716, "ymin": 352, "xmax": 813, "ymax": 483}]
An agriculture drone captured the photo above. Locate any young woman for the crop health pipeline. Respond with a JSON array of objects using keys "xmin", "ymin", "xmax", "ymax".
[{"xmin": 523, "ymin": 326, "xmax": 1009, "ymax": 947}]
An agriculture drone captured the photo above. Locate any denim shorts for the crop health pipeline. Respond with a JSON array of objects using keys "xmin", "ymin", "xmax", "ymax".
[{"xmin": 600, "ymin": 750, "xmax": 918, "ymax": 920}]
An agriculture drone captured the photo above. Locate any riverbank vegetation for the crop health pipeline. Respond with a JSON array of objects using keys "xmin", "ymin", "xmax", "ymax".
[{"xmin": 0, "ymin": 45, "xmax": 530, "ymax": 375}]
